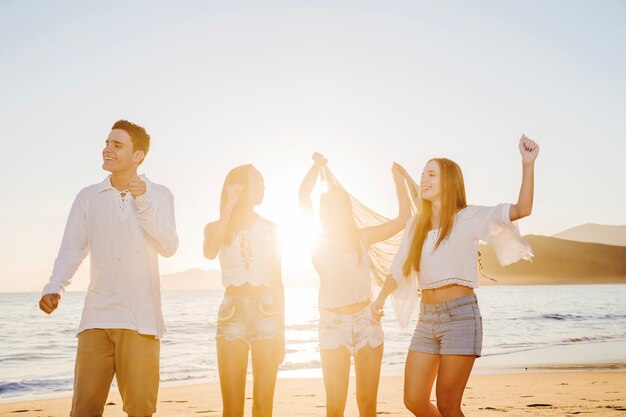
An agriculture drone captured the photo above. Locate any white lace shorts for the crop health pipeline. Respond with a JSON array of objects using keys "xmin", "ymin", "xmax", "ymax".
[{"xmin": 318, "ymin": 305, "xmax": 384, "ymax": 355}]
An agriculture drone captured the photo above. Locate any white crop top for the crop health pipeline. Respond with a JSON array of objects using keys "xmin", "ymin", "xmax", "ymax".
[
  {"xmin": 312, "ymin": 241, "xmax": 372, "ymax": 309},
  {"xmin": 388, "ymin": 204, "xmax": 533, "ymax": 329},
  {"xmin": 391, "ymin": 203, "xmax": 533, "ymax": 289},
  {"xmin": 218, "ymin": 217, "xmax": 279, "ymax": 288}
]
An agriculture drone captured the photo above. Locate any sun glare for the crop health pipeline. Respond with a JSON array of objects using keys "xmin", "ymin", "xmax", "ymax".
[
  {"xmin": 276, "ymin": 210, "xmax": 320, "ymax": 281},
  {"xmin": 261, "ymin": 173, "xmax": 325, "ymax": 289}
]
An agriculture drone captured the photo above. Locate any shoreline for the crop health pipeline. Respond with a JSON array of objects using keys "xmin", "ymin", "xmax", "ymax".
[
  {"xmin": 1, "ymin": 372, "xmax": 625, "ymax": 416},
  {"xmin": 2, "ymin": 339, "xmax": 625, "ymax": 405}
]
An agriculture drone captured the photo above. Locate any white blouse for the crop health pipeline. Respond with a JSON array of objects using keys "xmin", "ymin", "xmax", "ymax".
[
  {"xmin": 218, "ymin": 217, "xmax": 279, "ymax": 288},
  {"xmin": 390, "ymin": 203, "xmax": 533, "ymax": 328},
  {"xmin": 312, "ymin": 242, "xmax": 372, "ymax": 309}
]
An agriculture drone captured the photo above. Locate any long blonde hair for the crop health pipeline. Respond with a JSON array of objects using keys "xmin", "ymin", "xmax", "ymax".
[
  {"xmin": 220, "ymin": 164, "xmax": 256, "ymax": 246},
  {"xmin": 319, "ymin": 183, "xmax": 363, "ymax": 265},
  {"xmin": 403, "ymin": 158, "xmax": 467, "ymax": 276}
]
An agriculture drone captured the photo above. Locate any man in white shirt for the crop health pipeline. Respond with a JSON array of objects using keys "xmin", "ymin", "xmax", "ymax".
[{"xmin": 39, "ymin": 120, "xmax": 178, "ymax": 417}]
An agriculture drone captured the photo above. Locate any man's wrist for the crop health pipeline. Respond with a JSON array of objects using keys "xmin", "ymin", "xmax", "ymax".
[{"xmin": 135, "ymin": 190, "xmax": 150, "ymax": 202}]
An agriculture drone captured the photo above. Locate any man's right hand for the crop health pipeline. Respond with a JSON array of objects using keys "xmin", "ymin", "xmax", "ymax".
[{"xmin": 39, "ymin": 294, "xmax": 61, "ymax": 314}]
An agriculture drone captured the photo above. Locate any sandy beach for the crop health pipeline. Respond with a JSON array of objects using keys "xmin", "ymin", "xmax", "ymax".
[
  {"xmin": 1, "ymin": 371, "xmax": 624, "ymax": 417},
  {"xmin": 2, "ymin": 341, "xmax": 626, "ymax": 416}
]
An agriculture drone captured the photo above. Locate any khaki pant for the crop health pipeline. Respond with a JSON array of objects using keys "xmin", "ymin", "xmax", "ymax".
[{"xmin": 70, "ymin": 329, "xmax": 160, "ymax": 417}]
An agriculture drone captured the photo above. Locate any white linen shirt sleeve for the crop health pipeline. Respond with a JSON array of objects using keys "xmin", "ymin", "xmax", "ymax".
[
  {"xmin": 134, "ymin": 187, "xmax": 178, "ymax": 258},
  {"xmin": 463, "ymin": 203, "xmax": 534, "ymax": 266},
  {"xmin": 42, "ymin": 195, "xmax": 89, "ymax": 296}
]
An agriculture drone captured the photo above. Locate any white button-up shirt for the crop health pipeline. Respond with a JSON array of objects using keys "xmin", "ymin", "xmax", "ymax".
[{"xmin": 42, "ymin": 175, "xmax": 178, "ymax": 338}]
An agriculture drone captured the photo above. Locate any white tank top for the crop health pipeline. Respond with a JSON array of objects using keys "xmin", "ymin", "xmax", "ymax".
[
  {"xmin": 312, "ymin": 241, "xmax": 372, "ymax": 309},
  {"xmin": 218, "ymin": 217, "xmax": 278, "ymax": 287}
]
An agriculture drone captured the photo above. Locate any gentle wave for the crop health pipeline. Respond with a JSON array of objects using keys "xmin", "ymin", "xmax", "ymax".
[
  {"xmin": 0, "ymin": 379, "xmax": 73, "ymax": 397},
  {"xmin": 507, "ymin": 313, "xmax": 626, "ymax": 321},
  {"xmin": 280, "ymin": 360, "xmax": 322, "ymax": 371},
  {"xmin": 560, "ymin": 334, "xmax": 626, "ymax": 344}
]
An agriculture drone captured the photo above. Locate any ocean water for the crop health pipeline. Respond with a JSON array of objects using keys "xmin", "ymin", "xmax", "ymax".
[{"xmin": 1, "ymin": 285, "xmax": 625, "ymax": 399}]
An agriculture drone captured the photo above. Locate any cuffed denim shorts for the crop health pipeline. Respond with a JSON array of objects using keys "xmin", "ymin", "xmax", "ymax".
[
  {"xmin": 319, "ymin": 304, "xmax": 384, "ymax": 355},
  {"xmin": 216, "ymin": 293, "xmax": 283, "ymax": 345},
  {"xmin": 409, "ymin": 293, "xmax": 483, "ymax": 357}
]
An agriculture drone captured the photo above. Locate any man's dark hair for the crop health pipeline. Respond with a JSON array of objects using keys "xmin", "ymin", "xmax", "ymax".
[{"xmin": 111, "ymin": 119, "xmax": 150, "ymax": 164}]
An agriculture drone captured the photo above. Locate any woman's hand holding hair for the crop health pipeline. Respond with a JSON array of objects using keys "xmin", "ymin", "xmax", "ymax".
[
  {"xmin": 225, "ymin": 183, "xmax": 243, "ymax": 211},
  {"xmin": 203, "ymin": 183, "xmax": 242, "ymax": 259}
]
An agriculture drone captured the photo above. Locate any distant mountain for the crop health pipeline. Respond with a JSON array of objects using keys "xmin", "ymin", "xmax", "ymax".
[
  {"xmin": 160, "ymin": 268, "xmax": 222, "ymax": 290},
  {"xmin": 479, "ymin": 235, "xmax": 626, "ymax": 285},
  {"xmin": 553, "ymin": 224, "xmax": 626, "ymax": 247},
  {"xmin": 160, "ymin": 268, "xmax": 319, "ymax": 290}
]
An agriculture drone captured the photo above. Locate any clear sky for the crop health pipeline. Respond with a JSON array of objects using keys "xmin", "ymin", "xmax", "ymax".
[{"xmin": 1, "ymin": 0, "xmax": 625, "ymax": 292}]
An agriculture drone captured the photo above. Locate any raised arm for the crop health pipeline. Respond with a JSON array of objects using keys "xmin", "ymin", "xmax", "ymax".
[
  {"xmin": 510, "ymin": 135, "xmax": 540, "ymax": 221},
  {"xmin": 298, "ymin": 152, "xmax": 327, "ymax": 214},
  {"xmin": 359, "ymin": 162, "xmax": 413, "ymax": 246},
  {"xmin": 203, "ymin": 184, "xmax": 242, "ymax": 259}
]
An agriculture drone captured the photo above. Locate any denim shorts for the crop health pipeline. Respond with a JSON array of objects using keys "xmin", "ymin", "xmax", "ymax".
[
  {"xmin": 319, "ymin": 304, "xmax": 384, "ymax": 355},
  {"xmin": 216, "ymin": 293, "xmax": 283, "ymax": 345},
  {"xmin": 409, "ymin": 294, "xmax": 482, "ymax": 357}
]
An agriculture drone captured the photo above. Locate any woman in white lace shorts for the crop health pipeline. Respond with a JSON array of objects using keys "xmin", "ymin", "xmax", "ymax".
[
  {"xmin": 374, "ymin": 136, "xmax": 539, "ymax": 417},
  {"xmin": 204, "ymin": 165, "xmax": 285, "ymax": 417},
  {"xmin": 299, "ymin": 153, "xmax": 412, "ymax": 417}
]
